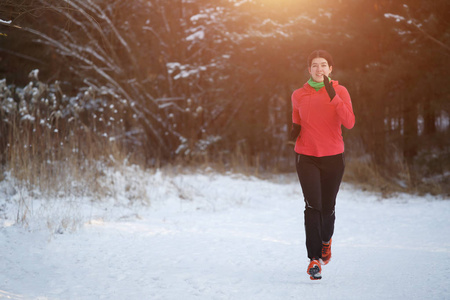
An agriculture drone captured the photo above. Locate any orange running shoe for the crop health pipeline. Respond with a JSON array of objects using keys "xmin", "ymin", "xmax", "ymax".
[
  {"xmin": 321, "ymin": 238, "xmax": 332, "ymax": 265},
  {"xmin": 307, "ymin": 259, "xmax": 322, "ymax": 280}
]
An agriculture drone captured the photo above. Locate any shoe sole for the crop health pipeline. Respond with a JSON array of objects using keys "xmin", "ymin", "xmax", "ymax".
[{"xmin": 308, "ymin": 265, "xmax": 322, "ymax": 280}]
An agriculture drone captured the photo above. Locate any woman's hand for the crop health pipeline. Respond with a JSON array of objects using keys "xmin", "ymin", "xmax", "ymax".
[{"xmin": 323, "ymin": 75, "xmax": 336, "ymax": 101}]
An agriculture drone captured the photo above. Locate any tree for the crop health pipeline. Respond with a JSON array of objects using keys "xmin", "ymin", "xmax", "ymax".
[{"xmin": 1, "ymin": 0, "xmax": 448, "ymax": 190}]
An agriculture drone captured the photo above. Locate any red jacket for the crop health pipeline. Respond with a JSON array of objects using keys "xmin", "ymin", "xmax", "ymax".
[{"xmin": 291, "ymin": 80, "xmax": 355, "ymax": 157}]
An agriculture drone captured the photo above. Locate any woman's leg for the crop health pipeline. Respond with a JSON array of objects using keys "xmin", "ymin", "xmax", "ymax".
[
  {"xmin": 296, "ymin": 154, "xmax": 322, "ymax": 260},
  {"xmin": 319, "ymin": 154, "xmax": 345, "ymax": 243}
]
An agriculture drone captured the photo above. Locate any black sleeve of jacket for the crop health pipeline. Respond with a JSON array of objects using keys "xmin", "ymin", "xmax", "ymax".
[{"xmin": 289, "ymin": 123, "xmax": 301, "ymax": 142}]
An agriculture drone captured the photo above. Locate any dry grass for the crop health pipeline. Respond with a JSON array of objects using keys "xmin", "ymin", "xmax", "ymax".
[
  {"xmin": 343, "ymin": 158, "xmax": 403, "ymax": 197},
  {"xmin": 344, "ymin": 151, "xmax": 449, "ymax": 197},
  {"xmin": 0, "ymin": 77, "xmax": 140, "ymax": 229}
]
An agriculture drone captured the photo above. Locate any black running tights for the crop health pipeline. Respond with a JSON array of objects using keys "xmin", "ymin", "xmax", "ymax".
[{"xmin": 295, "ymin": 153, "xmax": 345, "ymax": 260}]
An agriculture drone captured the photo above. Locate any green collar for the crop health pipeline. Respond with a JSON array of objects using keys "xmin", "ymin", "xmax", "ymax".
[{"xmin": 307, "ymin": 77, "xmax": 331, "ymax": 91}]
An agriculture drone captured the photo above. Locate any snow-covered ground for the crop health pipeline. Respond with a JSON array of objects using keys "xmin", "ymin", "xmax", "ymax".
[{"xmin": 1, "ymin": 166, "xmax": 449, "ymax": 300}]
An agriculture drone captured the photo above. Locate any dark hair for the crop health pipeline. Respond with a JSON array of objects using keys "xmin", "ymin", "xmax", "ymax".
[{"xmin": 307, "ymin": 50, "xmax": 334, "ymax": 67}]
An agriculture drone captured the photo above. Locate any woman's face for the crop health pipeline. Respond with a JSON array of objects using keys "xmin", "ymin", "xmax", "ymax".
[{"xmin": 309, "ymin": 57, "xmax": 332, "ymax": 82}]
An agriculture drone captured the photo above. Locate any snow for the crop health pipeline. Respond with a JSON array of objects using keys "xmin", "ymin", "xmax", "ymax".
[
  {"xmin": 186, "ymin": 29, "xmax": 205, "ymax": 41},
  {"xmin": 384, "ymin": 13, "xmax": 406, "ymax": 22},
  {"xmin": 190, "ymin": 14, "xmax": 209, "ymax": 22},
  {"xmin": 232, "ymin": 0, "xmax": 249, "ymax": 7},
  {"xmin": 28, "ymin": 69, "xmax": 39, "ymax": 80},
  {"xmin": 0, "ymin": 19, "xmax": 12, "ymax": 25},
  {"xmin": 1, "ymin": 166, "xmax": 450, "ymax": 299},
  {"xmin": 20, "ymin": 114, "xmax": 36, "ymax": 122}
]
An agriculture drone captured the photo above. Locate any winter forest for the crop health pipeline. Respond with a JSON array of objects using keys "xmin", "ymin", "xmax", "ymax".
[
  {"xmin": 1, "ymin": 0, "xmax": 450, "ymax": 195},
  {"xmin": 1, "ymin": 1, "xmax": 450, "ymax": 299}
]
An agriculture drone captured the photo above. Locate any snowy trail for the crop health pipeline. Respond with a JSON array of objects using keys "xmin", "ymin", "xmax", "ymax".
[{"xmin": 1, "ymin": 172, "xmax": 450, "ymax": 299}]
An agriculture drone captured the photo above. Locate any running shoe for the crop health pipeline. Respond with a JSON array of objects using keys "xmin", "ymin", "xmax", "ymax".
[
  {"xmin": 321, "ymin": 238, "xmax": 332, "ymax": 265},
  {"xmin": 307, "ymin": 259, "xmax": 322, "ymax": 280}
]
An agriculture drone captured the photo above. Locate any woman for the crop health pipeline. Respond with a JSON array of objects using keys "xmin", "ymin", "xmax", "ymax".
[{"xmin": 290, "ymin": 50, "xmax": 355, "ymax": 280}]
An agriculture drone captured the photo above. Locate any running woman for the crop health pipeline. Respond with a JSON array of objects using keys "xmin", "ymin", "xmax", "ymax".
[{"xmin": 290, "ymin": 50, "xmax": 355, "ymax": 280}]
